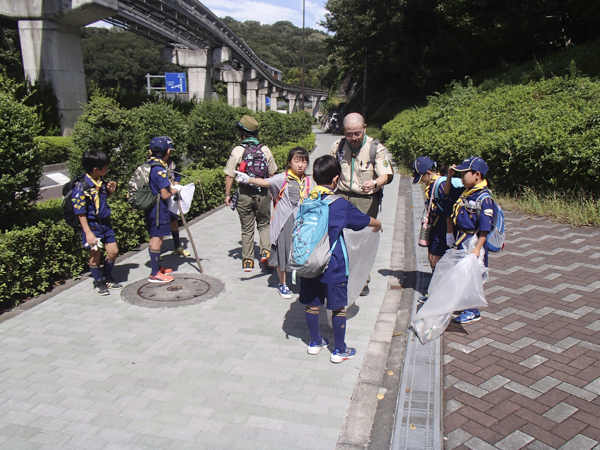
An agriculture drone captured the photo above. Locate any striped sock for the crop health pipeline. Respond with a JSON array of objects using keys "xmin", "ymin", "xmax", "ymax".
[
  {"xmin": 305, "ymin": 307, "xmax": 321, "ymax": 343},
  {"xmin": 90, "ymin": 264, "xmax": 102, "ymax": 281},
  {"xmin": 103, "ymin": 259, "xmax": 115, "ymax": 279},
  {"xmin": 332, "ymin": 309, "xmax": 347, "ymax": 353},
  {"xmin": 150, "ymin": 249, "xmax": 161, "ymax": 276}
]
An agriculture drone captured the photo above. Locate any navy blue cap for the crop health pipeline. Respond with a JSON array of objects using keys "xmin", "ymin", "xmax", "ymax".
[
  {"xmin": 454, "ymin": 156, "xmax": 489, "ymax": 176},
  {"xmin": 163, "ymin": 136, "xmax": 174, "ymax": 148},
  {"xmin": 411, "ymin": 156, "xmax": 435, "ymax": 184},
  {"xmin": 149, "ymin": 137, "xmax": 170, "ymax": 153}
]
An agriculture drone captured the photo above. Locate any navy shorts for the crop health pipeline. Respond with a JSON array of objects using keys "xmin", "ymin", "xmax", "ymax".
[
  {"xmin": 299, "ymin": 277, "xmax": 348, "ymax": 310},
  {"xmin": 429, "ymin": 227, "xmax": 448, "ymax": 256},
  {"xmin": 80, "ymin": 220, "xmax": 116, "ymax": 248},
  {"xmin": 169, "ymin": 212, "xmax": 178, "ymax": 223}
]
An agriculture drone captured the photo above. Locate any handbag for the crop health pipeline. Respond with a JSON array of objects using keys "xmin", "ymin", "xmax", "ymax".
[{"xmin": 418, "ymin": 182, "xmax": 436, "ymax": 247}]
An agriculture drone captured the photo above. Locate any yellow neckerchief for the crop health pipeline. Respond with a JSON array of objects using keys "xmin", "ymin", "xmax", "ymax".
[
  {"xmin": 286, "ymin": 169, "xmax": 310, "ymax": 201},
  {"xmin": 425, "ymin": 174, "xmax": 440, "ymax": 200},
  {"xmin": 85, "ymin": 174, "xmax": 103, "ymax": 213},
  {"xmin": 309, "ymin": 185, "xmax": 335, "ymax": 199},
  {"xmin": 452, "ymin": 179, "xmax": 488, "ymax": 225},
  {"xmin": 149, "ymin": 156, "xmax": 168, "ymax": 170}
]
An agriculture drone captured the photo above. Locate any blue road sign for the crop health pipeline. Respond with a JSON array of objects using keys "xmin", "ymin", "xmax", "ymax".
[
  {"xmin": 165, "ymin": 73, "xmax": 187, "ymax": 93},
  {"xmin": 265, "ymin": 97, "xmax": 271, "ymax": 108}
]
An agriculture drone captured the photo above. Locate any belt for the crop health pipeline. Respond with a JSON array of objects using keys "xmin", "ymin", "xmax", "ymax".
[{"xmin": 338, "ymin": 190, "xmax": 374, "ymax": 198}]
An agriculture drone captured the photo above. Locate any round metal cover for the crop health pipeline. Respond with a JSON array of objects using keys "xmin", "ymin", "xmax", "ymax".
[{"xmin": 121, "ymin": 274, "xmax": 225, "ymax": 308}]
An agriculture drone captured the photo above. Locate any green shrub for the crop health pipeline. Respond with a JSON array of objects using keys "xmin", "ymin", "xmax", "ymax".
[
  {"xmin": 130, "ymin": 100, "xmax": 188, "ymax": 155},
  {"xmin": 70, "ymin": 93, "xmax": 145, "ymax": 184},
  {"xmin": 0, "ymin": 89, "xmax": 43, "ymax": 229},
  {"xmin": 35, "ymin": 136, "xmax": 73, "ymax": 165},
  {"xmin": 270, "ymin": 134, "xmax": 317, "ymax": 172},
  {"xmin": 180, "ymin": 168, "xmax": 227, "ymax": 217},
  {"xmin": 382, "ymin": 75, "xmax": 600, "ymax": 194}
]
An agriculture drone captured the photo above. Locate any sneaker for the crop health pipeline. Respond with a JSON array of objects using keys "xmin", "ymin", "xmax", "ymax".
[
  {"xmin": 148, "ymin": 272, "xmax": 174, "ymax": 283},
  {"xmin": 173, "ymin": 246, "xmax": 190, "ymax": 257},
  {"xmin": 93, "ymin": 279, "xmax": 110, "ymax": 296},
  {"xmin": 330, "ymin": 347, "xmax": 357, "ymax": 363},
  {"xmin": 418, "ymin": 294, "xmax": 428, "ymax": 304},
  {"xmin": 243, "ymin": 259, "xmax": 254, "ymax": 272},
  {"xmin": 277, "ymin": 284, "xmax": 292, "ymax": 299},
  {"xmin": 260, "ymin": 250, "xmax": 271, "ymax": 269},
  {"xmin": 453, "ymin": 309, "xmax": 481, "ymax": 324},
  {"xmin": 307, "ymin": 338, "xmax": 329, "ymax": 355},
  {"xmin": 159, "ymin": 266, "xmax": 174, "ymax": 274},
  {"xmin": 360, "ymin": 284, "xmax": 370, "ymax": 296},
  {"xmin": 104, "ymin": 277, "xmax": 122, "ymax": 290}
]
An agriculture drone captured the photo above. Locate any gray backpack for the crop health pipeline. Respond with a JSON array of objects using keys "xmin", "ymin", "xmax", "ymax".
[{"xmin": 127, "ymin": 161, "xmax": 163, "ymax": 210}]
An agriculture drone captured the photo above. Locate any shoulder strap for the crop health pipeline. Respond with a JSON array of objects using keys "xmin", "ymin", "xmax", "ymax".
[
  {"xmin": 369, "ymin": 139, "xmax": 380, "ymax": 166},
  {"xmin": 336, "ymin": 139, "xmax": 347, "ymax": 160},
  {"xmin": 431, "ymin": 176, "xmax": 445, "ymax": 200},
  {"xmin": 474, "ymin": 190, "xmax": 492, "ymax": 213}
]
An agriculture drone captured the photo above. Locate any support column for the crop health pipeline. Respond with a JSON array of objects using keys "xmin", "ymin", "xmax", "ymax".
[
  {"xmin": 270, "ymin": 90, "xmax": 279, "ymax": 111},
  {"xmin": 288, "ymin": 93, "xmax": 298, "ymax": 114},
  {"xmin": 246, "ymin": 80, "xmax": 258, "ymax": 112},
  {"xmin": 161, "ymin": 48, "xmax": 212, "ymax": 101},
  {"xmin": 18, "ymin": 20, "xmax": 87, "ymax": 136},
  {"xmin": 258, "ymin": 88, "xmax": 269, "ymax": 112},
  {"xmin": 223, "ymin": 71, "xmax": 243, "ymax": 108},
  {"xmin": 311, "ymin": 96, "xmax": 322, "ymax": 116}
]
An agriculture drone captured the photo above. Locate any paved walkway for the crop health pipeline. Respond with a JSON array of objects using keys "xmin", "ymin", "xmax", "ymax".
[{"xmin": 0, "ymin": 130, "xmax": 405, "ymax": 449}]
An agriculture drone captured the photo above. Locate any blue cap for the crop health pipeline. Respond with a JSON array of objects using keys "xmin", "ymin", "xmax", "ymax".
[
  {"xmin": 411, "ymin": 156, "xmax": 435, "ymax": 184},
  {"xmin": 163, "ymin": 136, "xmax": 174, "ymax": 148},
  {"xmin": 149, "ymin": 137, "xmax": 170, "ymax": 154},
  {"xmin": 454, "ymin": 156, "xmax": 488, "ymax": 176}
]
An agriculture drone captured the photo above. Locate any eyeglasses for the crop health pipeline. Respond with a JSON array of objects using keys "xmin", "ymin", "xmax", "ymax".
[{"xmin": 344, "ymin": 131, "xmax": 363, "ymax": 138}]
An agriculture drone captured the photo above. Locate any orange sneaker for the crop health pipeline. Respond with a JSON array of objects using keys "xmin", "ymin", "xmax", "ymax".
[
  {"xmin": 148, "ymin": 272, "xmax": 174, "ymax": 283},
  {"xmin": 159, "ymin": 266, "xmax": 174, "ymax": 274}
]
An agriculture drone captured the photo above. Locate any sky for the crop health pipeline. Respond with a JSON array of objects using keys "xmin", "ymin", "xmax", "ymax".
[{"xmin": 89, "ymin": 0, "xmax": 329, "ymax": 32}]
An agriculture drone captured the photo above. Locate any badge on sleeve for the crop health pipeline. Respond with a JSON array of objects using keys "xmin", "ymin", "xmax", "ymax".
[
  {"xmin": 484, "ymin": 208, "xmax": 494, "ymax": 217},
  {"xmin": 383, "ymin": 159, "xmax": 389, "ymax": 167}
]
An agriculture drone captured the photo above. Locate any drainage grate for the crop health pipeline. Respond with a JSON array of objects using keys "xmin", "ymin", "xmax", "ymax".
[{"xmin": 121, "ymin": 274, "xmax": 225, "ymax": 308}]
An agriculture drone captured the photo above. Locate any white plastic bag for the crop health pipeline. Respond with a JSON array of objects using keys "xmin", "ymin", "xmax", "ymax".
[
  {"xmin": 167, "ymin": 183, "xmax": 195, "ymax": 215},
  {"xmin": 411, "ymin": 237, "xmax": 488, "ymax": 344},
  {"xmin": 327, "ymin": 227, "xmax": 380, "ymax": 327}
]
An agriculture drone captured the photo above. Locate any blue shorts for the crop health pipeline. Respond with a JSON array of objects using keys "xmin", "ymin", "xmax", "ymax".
[
  {"xmin": 170, "ymin": 213, "xmax": 178, "ymax": 223},
  {"xmin": 429, "ymin": 227, "xmax": 448, "ymax": 256},
  {"xmin": 80, "ymin": 220, "xmax": 116, "ymax": 248},
  {"xmin": 299, "ymin": 277, "xmax": 348, "ymax": 310}
]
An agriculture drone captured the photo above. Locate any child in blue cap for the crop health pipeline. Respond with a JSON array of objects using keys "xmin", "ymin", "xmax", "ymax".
[
  {"xmin": 444, "ymin": 156, "xmax": 493, "ymax": 324},
  {"xmin": 412, "ymin": 156, "xmax": 463, "ymax": 303}
]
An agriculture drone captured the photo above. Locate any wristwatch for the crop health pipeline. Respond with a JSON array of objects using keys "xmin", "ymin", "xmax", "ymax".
[
  {"xmin": 225, "ymin": 193, "xmax": 230, "ymax": 197},
  {"xmin": 373, "ymin": 181, "xmax": 378, "ymax": 189}
]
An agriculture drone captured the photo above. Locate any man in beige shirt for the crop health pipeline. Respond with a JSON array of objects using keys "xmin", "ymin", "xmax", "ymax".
[
  {"xmin": 329, "ymin": 112, "xmax": 394, "ymax": 294},
  {"xmin": 224, "ymin": 115, "xmax": 278, "ymax": 272}
]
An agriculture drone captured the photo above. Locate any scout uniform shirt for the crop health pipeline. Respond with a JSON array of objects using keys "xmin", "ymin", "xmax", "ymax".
[
  {"xmin": 223, "ymin": 144, "xmax": 278, "ymax": 182},
  {"xmin": 147, "ymin": 158, "xmax": 172, "ymax": 226},
  {"xmin": 329, "ymin": 136, "xmax": 393, "ymax": 195},
  {"xmin": 71, "ymin": 174, "xmax": 111, "ymax": 222}
]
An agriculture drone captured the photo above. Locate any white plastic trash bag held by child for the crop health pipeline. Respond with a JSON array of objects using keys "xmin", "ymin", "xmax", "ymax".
[
  {"xmin": 167, "ymin": 183, "xmax": 195, "ymax": 215},
  {"xmin": 411, "ymin": 235, "xmax": 488, "ymax": 344},
  {"xmin": 327, "ymin": 227, "xmax": 380, "ymax": 327}
]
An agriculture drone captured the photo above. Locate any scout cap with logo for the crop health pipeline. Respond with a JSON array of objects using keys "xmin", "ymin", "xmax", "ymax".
[
  {"xmin": 163, "ymin": 136, "xmax": 175, "ymax": 149},
  {"xmin": 149, "ymin": 137, "xmax": 170, "ymax": 154},
  {"xmin": 411, "ymin": 156, "xmax": 435, "ymax": 184},
  {"xmin": 453, "ymin": 156, "xmax": 489, "ymax": 176},
  {"xmin": 235, "ymin": 115, "xmax": 259, "ymax": 132}
]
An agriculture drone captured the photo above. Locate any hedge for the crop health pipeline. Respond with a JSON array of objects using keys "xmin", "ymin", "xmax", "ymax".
[
  {"xmin": 382, "ymin": 75, "xmax": 600, "ymax": 193},
  {"xmin": 35, "ymin": 136, "xmax": 73, "ymax": 165}
]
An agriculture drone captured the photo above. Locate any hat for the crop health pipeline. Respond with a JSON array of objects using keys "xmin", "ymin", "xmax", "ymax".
[
  {"xmin": 149, "ymin": 137, "xmax": 170, "ymax": 154},
  {"xmin": 235, "ymin": 115, "xmax": 259, "ymax": 132},
  {"xmin": 163, "ymin": 136, "xmax": 175, "ymax": 148},
  {"xmin": 454, "ymin": 156, "xmax": 489, "ymax": 176},
  {"xmin": 411, "ymin": 156, "xmax": 435, "ymax": 184}
]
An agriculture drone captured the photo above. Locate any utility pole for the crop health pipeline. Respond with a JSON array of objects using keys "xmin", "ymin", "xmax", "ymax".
[
  {"xmin": 300, "ymin": 0, "xmax": 306, "ymax": 111},
  {"xmin": 362, "ymin": 0, "xmax": 368, "ymax": 120}
]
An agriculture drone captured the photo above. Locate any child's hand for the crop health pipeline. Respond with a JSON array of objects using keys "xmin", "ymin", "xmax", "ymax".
[
  {"xmin": 471, "ymin": 247, "xmax": 481, "ymax": 258},
  {"xmin": 85, "ymin": 232, "xmax": 97, "ymax": 247},
  {"xmin": 106, "ymin": 181, "xmax": 117, "ymax": 194},
  {"xmin": 372, "ymin": 221, "xmax": 382, "ymax": 233},
  {"xmin": 234, "ymin": 171, "xmax": 250, "ymax": 184},
  {"xmin": 448, "ymin": 165, "xmax": 457, "ymax": 178}
]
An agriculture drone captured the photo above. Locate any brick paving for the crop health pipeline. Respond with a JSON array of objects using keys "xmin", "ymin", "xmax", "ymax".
[{"xmin": 443, "ymin": 214, "xmax": 600, "ymax": 450}]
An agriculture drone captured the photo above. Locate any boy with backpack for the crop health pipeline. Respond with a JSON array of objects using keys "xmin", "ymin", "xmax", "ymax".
[
  {"xmin": 224, "ymin": 115, "xmax": 277, "ymax": 272},
  {"xmin": 299, "ymin": 155, "xmax": 382, "ymax": 363},
  {"xmin": 444, "ymin": 156, "xmax": 495, "ymax": 324},
  {"xmin": 144, "ymin": 137, "xmax": 183, "ymax": 283},
  {"xmin": 70, "ymin": 149, "xmax": 121, "ymax": 296}
]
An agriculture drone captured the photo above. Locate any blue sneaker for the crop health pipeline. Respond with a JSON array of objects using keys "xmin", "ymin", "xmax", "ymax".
[
  {"xmin": 307, "ymin": 338, "xmax": 329, "ymax": 355},
  {"xmin": 330, "ymin": 347, "xmax": 356, "ymax": 363},
  {"xmin": 453, "ymin": 309, "xmax": 481, "ymax": 324},
  {"xmin": 278, "ymin": 284, "xmax": 292, "ymax": 299}
]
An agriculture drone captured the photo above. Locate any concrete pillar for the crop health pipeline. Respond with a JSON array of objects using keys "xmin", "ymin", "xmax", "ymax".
[
  {"xmin": 161, "ymin": 48, "xmax": 212, "ymax": 101},
  {"xmin": 18, "ymin": 20, "xmax": 87, "ymax": 136},
  {"xmin": 246, "ymin": 80, "xmax": 258, "ymax": 112},
  {"xmin": 258, "ymin": 88, "xmax": 269, "ymax": 112},
  {"xmin": 288, "ymin": 93, "xmax": 298, "ymax": 114},
  {"xmin": 223, "ymin": 71, "xmax": 243, "ymax": 108},
  {"xmin": 270, "ymin": 90, "xmax": 279, "ymax": 111},
  {"xmin": 311, "ymin": 96, "xmax": 322, "ymax": 116}
]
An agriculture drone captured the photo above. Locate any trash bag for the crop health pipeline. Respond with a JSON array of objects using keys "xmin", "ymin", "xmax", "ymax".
[
  {"xmin": 411, "ymin": 236, "xmax": 488, "ymax": 344},
  {"xmin": 167, "ymin": 183, "xmax": 195, "ymax": 215},
  {"xmin": 327, "ymin": 227, "xmax": 380, "ymax": 327}
]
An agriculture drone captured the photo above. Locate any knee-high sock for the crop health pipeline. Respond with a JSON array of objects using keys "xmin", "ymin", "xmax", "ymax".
[
  {"xmin": 90, "ymin": 264, "xmax": 102, "ymax": 281},
  {"xmin": 332, "ymin": 309, "xmax": 347, "ymax": 352},
  {"xmin": 305, "ymin": 307, "xmax": 321, "ymax": 343},
  {"xmin": 172, "ymin": 230, "xmax": 180, "ymax": 249},
  {"xmin": 150, "ymin": 249, "xmax": 161, "ymax": 276},
  {"xmin": 103, "ymin": 259, "xmax": 115, "ymax": 279}
]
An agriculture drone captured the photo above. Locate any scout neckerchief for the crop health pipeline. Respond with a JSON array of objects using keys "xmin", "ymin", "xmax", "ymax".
[
  {"xmin": 348, "ymin": 135, "xmax": 367, "ymax": 190},
  {"xmin": 425, "ymin": 175, "xmax": 440, "ymax": 200},
  {"xmin": 149, "ymin": 156, "xmax": 168, "ymax": 170},
  {"xmin": 85, "ymin": 174, "xmax": 103, "ymax": 213},
  {"xmin": 242, "ymin": 137, "xmax": 260, "ymax": 146},
  {"xmin": 309, "ymin": 185, "xmax": 335, "ymax": 199},
  {"xmin": 452, "ymin": 179, "xmax": 488, "ymax": 225},
  {"xmin": 425, "ymin": 174, "xmax": 441, "ymax": 226}
]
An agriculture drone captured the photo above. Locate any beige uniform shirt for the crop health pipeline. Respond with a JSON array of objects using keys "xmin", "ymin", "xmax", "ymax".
[
  {"xmin": 224, "ymin": 144, "xmax": 278, "ymax": 178},
  {"xmin": 329, "ymin": 136, "xmax": 393, "ymax": 194}
]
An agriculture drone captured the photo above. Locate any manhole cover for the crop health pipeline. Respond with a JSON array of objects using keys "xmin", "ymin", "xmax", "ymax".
[{"xmin": 121, "ymin": 274, "xmax": 225, "ymax": 308}]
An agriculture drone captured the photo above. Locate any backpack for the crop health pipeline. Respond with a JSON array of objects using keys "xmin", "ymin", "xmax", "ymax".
[
  {"xmin": 289, "ymin": 193, "xmax": 349, "ymax": 282},
  {"xmin": 127, "ymin": 161, "xmax": 163, "ymax": 210},
  {"xmin": 62, "ymin": 175, "xmax": 93, "ymax": 228},
  {"xmin": 475, "ymin": 191, "xmax": 506, "ymax": 252},
  {"xmin": 240, "ymin": 143, "xmax": 269, "ymax": 185}
]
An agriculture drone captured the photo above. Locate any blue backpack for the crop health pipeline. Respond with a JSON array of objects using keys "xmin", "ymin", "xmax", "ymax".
[
  {"xmin": 475, "ymin": 191, "xmax": 506, "ymax": 252},
  {"xmin": 289, "ymin": 193, "xmax": 349, "ymax": 282}
]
